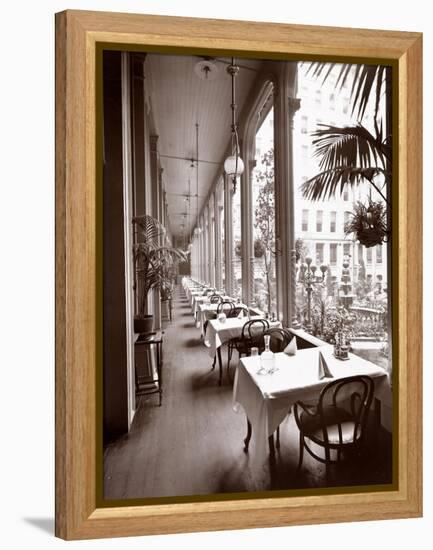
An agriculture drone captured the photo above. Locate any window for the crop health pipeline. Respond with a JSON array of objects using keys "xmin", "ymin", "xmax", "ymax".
[
  {"xmin": 316, "ymin": 243, "xmax": 324, "ymax": 264},
  {"xmin": 344, "ymin": 211, "xmax": 351, "ymax": 228},
  {"xmin": 302, "ymin": 209, "xmax": 309, "ymax": 232},
  {"xmin": 343, "ymin": 189, "xmax": 349, "ymax": 201},
  {"xmin": 301, "ymin": 115, "xmax": 308, "ymax": 134},
  {"xmin": 343, "ymin": 97, "xmax": 349, "ymax": 114},
  {"xmin": 316, "ymin": 210, "xmax": 323, "ymax": 232},
  {"xmin": 366, "ymin": 247, "xmax": 373, "ymax": 264},
  {"xmin": 252, "ymin": 107, "xmax": 276, "ymax": 313},
  {"xmin": 330, "ymin": 243, "xmax": 337, "ymax": 265},
  {"xmin": 330, "ymin": 211, "xmax": 337, "ymax": 232},
  {"xmin": 232, "ymin": 175, "xmax": 242, "ymax": 299},
  {"xmin": 220, "ymin": 206, "xmax": 225, "ymax": 288},
  {"xmin": 376, "ymin": 245, "xmax": 383, "ymax": 263},
  {"xmin": 343, "ymin": 243, "xmax": 351, "ymax": 258}
]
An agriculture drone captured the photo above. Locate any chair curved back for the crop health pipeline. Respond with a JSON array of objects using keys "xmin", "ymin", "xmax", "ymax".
[
  {"xmin": 241, "ymin": 319, "xmax": 269, "ymax": 345},
  {"xmin": 217, "ymin": 301, "xmax": 235, "ymax": 314},
  {"xmin": 294, "ymin": 375, "xmax": 375, "ymax": 465},
  {"xmin": 318, "ymin": 375, "xmax": 374, "ymax": 444},
  {"xmin": 261, "ymin": 327, "xmax": 292, "ymax": 353},
  {"xmin": 227, "ymin": 306, "xmax": 249, "ymax": 319},
  {"xmin": 209, "ymin": 294, "xmax": 222, "ymax": 304}
]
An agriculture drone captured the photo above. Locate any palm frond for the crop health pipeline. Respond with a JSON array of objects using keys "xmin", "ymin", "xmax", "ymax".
[
  {"xmin": 132, "ymin": 214, "xmax": 165, "ymax": 248},
  {"xmin": 311, "ymin": 124, "xmax": 391, "ymax": 173},
  {"xmin": 305, "ymin": 62, "xmax": 388, "ymax": 122},
  {"xmin": 301, "ymin": 166, "xmax": 389, "ymax": 202}
]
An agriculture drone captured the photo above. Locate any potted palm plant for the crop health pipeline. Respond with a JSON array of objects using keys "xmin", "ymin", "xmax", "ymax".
[
  {"xmin": 301, "ymin": 63, "xmax": 392, "ymax": 227},
  {"xmin": 159, "ymin": 259, "xmax": 177, "ymax": 322},
  {"xmin": 132, "ymin": 214, "xmax": 185, "ymax": 334}
]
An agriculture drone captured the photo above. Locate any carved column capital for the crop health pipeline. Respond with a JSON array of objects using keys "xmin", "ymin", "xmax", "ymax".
[
  {"xmin": 150, "ymin": 135, "xmax": 159, "ymax": 152},
  {"xmin": 288, "ymin": 97, "xmax": 301, "ymax": 130},
  {"xmin": 132, "ymin": 53, "xmax": 147, "ymax": 79},
  {"xmin": 288, "ymin": 96, "xmax": 301, "ymax": 112}
]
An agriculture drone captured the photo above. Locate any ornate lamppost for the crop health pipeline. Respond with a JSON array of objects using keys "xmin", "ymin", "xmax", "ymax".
[
  {"xmin": 338, "ymin": 255, "xmax": 356, "ymax": 310},
  {"xmin": 298, "ymin": 256, "xmax": 328, "ymax": 332}
]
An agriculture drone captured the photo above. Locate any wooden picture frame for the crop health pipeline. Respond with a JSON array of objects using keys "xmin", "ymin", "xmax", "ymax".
[{"xmin": 55, "ymin": 9, "xmax": 422, "ymax": 540}]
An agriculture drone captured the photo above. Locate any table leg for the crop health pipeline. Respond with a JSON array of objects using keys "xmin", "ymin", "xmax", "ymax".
[
  {"xmin": 217, "ymin": 347, "xmax": 223, "ymax": 386},
  {"xmin": 374, "ymin": 397, "xmax": 381, "ymax": 426},
  {"xmin": 268, "ymin": 433, "xmax": 275, "ymax": 456},
  {"xmin": 157, "ymin": 341, "xmax": 163, "ymax": 406},
  {"xmin": 243, "ymin": 418, "xmax": 252, "ymax": 453}
]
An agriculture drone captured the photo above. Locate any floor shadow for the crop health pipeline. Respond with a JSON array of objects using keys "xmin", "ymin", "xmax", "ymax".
[
  {"xmin": 183, "ymin": 338, "xmax": 203, "ymax": 347},
  {"xmin": 23, "ymin": 518, "xmax": 55, "ymax": 535},
  {"xmin": 182, "ymin": 322, "xmax": 197, "ymax": 328},
  {"xmin": 189, "ymin": 370, "xmax": 221, "ymax": 391}
]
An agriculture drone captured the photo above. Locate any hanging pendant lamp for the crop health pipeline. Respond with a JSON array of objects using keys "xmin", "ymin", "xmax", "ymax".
[
  {"xmin": 224, "ymin": 58, "xmax": 244, "ymax": 194},
  {"xmin": 193, "ymin": 122, "xmax": 203, "ymax": 236}
]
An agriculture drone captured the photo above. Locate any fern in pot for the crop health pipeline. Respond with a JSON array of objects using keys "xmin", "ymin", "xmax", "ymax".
[
  {"xmin": 132, "ymin": 214, "xmax": 186, "ymax": 334},
  {"xmin": 344, "ymin": 198, "xmax": 388, "ymax": 248}
]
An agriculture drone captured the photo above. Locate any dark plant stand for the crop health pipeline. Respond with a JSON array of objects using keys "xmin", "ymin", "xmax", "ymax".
[{"xmin": 135, "ymin": 331, "xmax": 164, "ymax": 406}]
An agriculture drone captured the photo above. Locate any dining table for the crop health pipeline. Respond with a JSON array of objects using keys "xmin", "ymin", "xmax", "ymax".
[
  {"xmin": 187, "ymin": 288, "xmax": 208, "ymax": 310},
  {"xmin": 197, "ymin": 301, "xmax": 248, "ymax": 335},
  {"xmin": 232, "ymin": 345, "xmax": 391, "ymax": 466},
  {"xmin": 204, "ymin": 316, "xmax": 282, "ymax": 385}
]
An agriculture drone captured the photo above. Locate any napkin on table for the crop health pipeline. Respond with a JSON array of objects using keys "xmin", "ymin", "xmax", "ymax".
[
  {"xmin": 283, "ymin": 336, "xmax": 297, "ymax": 356},
  {"xmin": 318, "ymin": 350, "xmax": 334, "ymax": 379}
]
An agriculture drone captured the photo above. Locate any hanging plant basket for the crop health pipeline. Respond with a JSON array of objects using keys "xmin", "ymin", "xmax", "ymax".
[{"xmin": 344, "ymin": 198, "xmax": 389, "ymax": 248}]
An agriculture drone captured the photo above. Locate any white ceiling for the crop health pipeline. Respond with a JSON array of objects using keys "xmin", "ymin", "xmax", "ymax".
[{"xmin": 145, "ymin": 54, "xmax": 263, "ymax": 239}]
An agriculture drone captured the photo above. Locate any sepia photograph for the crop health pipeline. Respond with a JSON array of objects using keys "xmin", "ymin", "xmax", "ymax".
[{"xmin": 101, "ymin": 49, "xmax": 394, "ymax": 501}]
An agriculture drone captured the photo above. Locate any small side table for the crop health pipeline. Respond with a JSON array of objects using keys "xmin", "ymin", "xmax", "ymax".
[{"xmin": 134, "ymin": 331, "xmax": 164, "ymax": 406}]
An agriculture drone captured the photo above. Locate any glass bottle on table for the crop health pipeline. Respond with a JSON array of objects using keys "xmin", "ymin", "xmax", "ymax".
[{"xmin": 260, "ymin": 334, "xmax": 275, "ymax": 374}]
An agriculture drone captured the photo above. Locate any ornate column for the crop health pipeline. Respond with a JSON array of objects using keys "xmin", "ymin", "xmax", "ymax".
[
  {"xmin": 209, "ymin": 201, "xmax": 215, "ymax": 287},
  {"xmin": 224, "ymin": 174, "xmax": 234, "ymax": 296},
  {"xmin": 273, "ymin": 61, "xmax": 300, "ymax": 326},
  {"xmin": 214, "ymin": 190, "xmax": 222, "ymax": 290},
  {"xmin": 240, "ymin": 152, "xmax": 256, "ymax": 305},
  {"xmin": 204, "ymin": 207, "xmax": 210, "ymax": 284},
  {"xmin": 291, "ymin": 249, "xmax": 301, "ymax": 328},
  {"xmin": 287, "ymin": 97, "xmax": 301, "ymax": 325},
  {"xmin": 149, "ymin": 135, "xmax": 161, "ymax": 329}
]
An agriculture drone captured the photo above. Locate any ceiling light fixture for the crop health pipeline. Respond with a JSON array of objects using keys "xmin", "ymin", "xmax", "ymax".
[
  {"xmin": 224, "ymin": 57, "xmax": 244, "ymax": 194},
  {"xmin": 194, "ymin": 59, "xmax": 219, "ymax": 81}
]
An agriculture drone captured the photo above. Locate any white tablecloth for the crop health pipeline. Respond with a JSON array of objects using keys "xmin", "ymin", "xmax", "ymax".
[
  {"xmin": 188, "ymin": 289, "xmax": 207, "ymax": 310},
  {"xmin": 197, "ymin": 301, "xmax": 248, "ymax": 333},
  {"xmin": 184, "ymin": 284, "xmax": 204, "ymax": 303},
  {"xmin": 204, "ymin": 317, "xmax": 281, "ymax": 357},
  {"xmin": 232, "ymin": 346, "xmax": 390, "ymax": 465}
]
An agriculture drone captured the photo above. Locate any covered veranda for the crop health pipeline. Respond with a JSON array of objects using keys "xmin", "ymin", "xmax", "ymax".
[{"xmin": 102, "ymin": 50, "xmax": 393, "ymax": 499}]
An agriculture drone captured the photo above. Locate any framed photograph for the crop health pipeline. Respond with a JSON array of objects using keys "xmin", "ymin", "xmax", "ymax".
[{"xmin": 55, "ymin": 10, "xmax": 422, "ymax": 540}]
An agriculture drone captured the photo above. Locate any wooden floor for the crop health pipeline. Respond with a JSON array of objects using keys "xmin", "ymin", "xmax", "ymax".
[{"xmin": 103, "ymin": 286, "xmax": 393, "ymax": 501}]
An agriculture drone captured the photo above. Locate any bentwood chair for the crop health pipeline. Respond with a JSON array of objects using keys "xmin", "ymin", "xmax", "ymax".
[
  {"xmin": 227, "ymin": 306, "xmax": 249, "ymax": 319},
  {"xmin": 258, "ymin": 327, "xmax": 292, "ymax": 353},
  {"xmin": 217, "ymin": 301, "xmax": 235, "ymax": 315},
  {"xmin": 293, "ymin": 375, "xmax": 375, "ymax": 469},
  {"xmin": 203, "ymin": 295, "xmax": 223, "ymax": 337},
  {"xmin": 210, "ymin": 301, "xmax": 236, "ymax": 372},
  {"xmin": 227, "ymin": 318, "xmax": 270, "ymax": 373}
]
